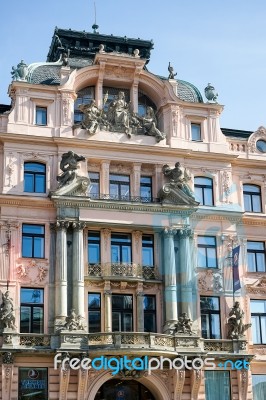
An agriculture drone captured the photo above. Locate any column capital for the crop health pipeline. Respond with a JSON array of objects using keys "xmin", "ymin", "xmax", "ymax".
[
  {"xmin": 179, "ymin": 227, "xmax": 193, "ymax": 239},
  {"xmin": 104, "ymin": 290, "xmax": 112, "ymax": 296},
  {"xmin": 163, "ymin": 227, "xmax": 177, "ymax": 237},
  {"xmin": 55, "ymin": 220, "xmax": 70, "ymax": 231},
  {"xmin": 3, "ymin": 351, "xmax": 14, "ymax": 364},
  {"xmin": 72, "ymin": 222, "xmax": 86, "ymax": 231}
]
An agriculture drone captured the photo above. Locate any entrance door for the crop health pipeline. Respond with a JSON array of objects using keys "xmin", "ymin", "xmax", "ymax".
[{"xmin": 95, "ymin": 379, "xmax": 155, "ymax": 400}]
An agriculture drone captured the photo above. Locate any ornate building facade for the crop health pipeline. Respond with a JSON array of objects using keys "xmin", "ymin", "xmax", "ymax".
[{"xmin": 0, "ymin": 26, "xmax": 265, "ymax": 399}]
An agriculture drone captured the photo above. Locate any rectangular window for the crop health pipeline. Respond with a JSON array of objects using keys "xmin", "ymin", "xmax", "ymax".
[
  {"xmin": 194, "ymin": 177, "xmax": 214, "ymax": 206},
  {"xmin": 142, "ymin": 235, "xmax": 154, "ymax": 266},
  {"xmin": 252, "ymin": 375, "xmax": 266, "ymax": 400},
  {"xmin": 24, "ymin": 162, "xmax": 46, "ymax": 193},
  {"xmin": 20, "ymin": 288, "xmax": 44, "ymax": 333},
  {"xmin": 144, "ymin": 295, "xmax": 156, "ymax": 332},
  {"xmin": 243, "ymin": 184, "xmax": 262, "ymax": 213},
  {"xmin": 140, "ymin": 176, "xmax": 152, "ymax": 202},
  {"xmin": 197, "ymin": 236, "xmax": 217, "ymax": 268},
  {"xmin": 109, "ymin": 174, "xmax": 130, "ymax": 200},
  {"xmin": 200, "ymin": 296, "xmax": 221, "ymax": 339},
  {"xmin": 22, "ymin": 224, "xmax": 45, "ymax": 258},
  {"xmin": 205, "ymin": 371, "xmax": 231, "ymax": 400},
  {"xmin": 251, "ymin": 300, "xmax": 266, "ymax": 344},
  {"xmin": 19, "ymin": 368, "xmax": 48, "ymax": 399},
  {"xmin": 88, "ymin": 231, "xmax": 100, "ymax": 264},
  {"xmin": 191, "ymin": 123, "xmax": 201, "ymax": 141},
  {"xmin": 88, "ymin": 172, "xmax": 100, "ymax": 198},
  {"xmin": 36, "ymin": 106, "xmax": 47, "ymax": 125},
  {"xmin": 111, "ymin": 233, "xmax": 132, "ymax": 264},
  {"xmin": 247, "ymin": 241, "xmax": 266, "ymax": 272},
  {"xmin": 88, "ymin": 293, "xmax": 101, "ymax": 333},
  {"xmin": 112, "ymin": 294, "xmax": 133, "ymax": 332}
]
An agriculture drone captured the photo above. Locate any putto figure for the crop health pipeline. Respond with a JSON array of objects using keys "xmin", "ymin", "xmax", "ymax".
[
  {"xmin": 175, "ymin": 312, "xmax": 193, "ymax": 335},
  {"xmin": 0, "ymin": 291, "xmax": 16, "ymax": 330},
  {"xmin": 227, "ymin": 301, "xmax": 251, "ymax": 339},
  {"xmin": 64, "ymin": 309, "xmax": 85, "ymax": 331},
  {"xmin": 57, "ymin": 151, "xmax": 85, "ymax": 188}
]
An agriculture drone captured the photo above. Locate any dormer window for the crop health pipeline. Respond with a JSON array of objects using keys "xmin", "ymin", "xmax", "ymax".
[
  {"xmin": 36, "ymin": 107, "xmax": 47, "ymax": 126},
  {"xmin": 191, "ymin": 123, "xmax": 201, "ymax": 141}
]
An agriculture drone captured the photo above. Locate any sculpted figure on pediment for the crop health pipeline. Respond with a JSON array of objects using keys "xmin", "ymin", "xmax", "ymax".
[{"xmin": 57, "ymin": 151, "xmax": 85, "ymax": 188}]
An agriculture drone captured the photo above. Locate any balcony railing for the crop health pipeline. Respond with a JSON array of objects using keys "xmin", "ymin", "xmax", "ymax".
[
  {"xmin": 87, "ymin": 263, "xmax": 160, "ymax": 280},
  {"xmin": 89, "ymin": 193, "xmax": 160, "ymax": 203},
  {"xmin": 1, "ymin": 332, "xmax": 248, "ymax": 355}
]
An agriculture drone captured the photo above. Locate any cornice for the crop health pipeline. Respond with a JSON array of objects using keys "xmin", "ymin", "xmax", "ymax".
[
  {"xmin": 0, "ymin": 194, "xmax": 54, "ymax": 208},
  {"xmin": 242, "ymin": 214, "xmax": 266, "ymax": 226},
  {"xmin": 191, "ymin": 208, "xmax": 244, "ymax": 223},
  {"xmin": 51, "ymin": 196, "xmax": 198, "ymax": 215}
]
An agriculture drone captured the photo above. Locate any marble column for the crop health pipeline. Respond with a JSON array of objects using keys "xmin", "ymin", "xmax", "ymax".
[
  {"xmin": 104, "ymin": 287, "xmax": 112, "ymax": 332},
  {"xmin": 163, "ymin": 228, "xmax": 178, "ymax": 329},
  {"xmin": 72, "ymin": 222, "xmax": 86, "ymax": 321},
  {"xmin": 55, "ymin": 221, "xmax": 68, "ymax": 323},
  {"xmin": 179, "ymin": 227, "xmax": 194, "ymax": 319}
]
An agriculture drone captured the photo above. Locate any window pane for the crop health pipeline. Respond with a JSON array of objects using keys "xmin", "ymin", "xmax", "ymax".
[
  {"xmin": 35, "ymin": 174, "xmax": 46, "ymax": 193},
  {"xmin": 248, "ymin": 241, "xmax": 264, "ymax": 250},
  {"xmin": 33, "ymin": 237, "xmax": 44, "ymax": 258},
  {"xmin": 110, "ymin": 174, "xmax": 129, "ymax": 182},
  {"xmin": 32, "ymin": 307, "xmax": 44, "ymax": 333},
  {"xmin": 144, "ymin": 296, "xmax": 156, "ymax": 310},
  {"xmin": 195, "ymin": 177, "xmax": 212, "ymax": 186},
  {"xmin": 142, "ymin": 247, "xmax": 153, "ymax": 266},
  {"xmin": 25, "ymin": 163, "xmax": 45, "ymax": 173},
  {"xmin": 244, "ymin": 194, "xmax": 252, "ymax": 211},
  {"xmin": 20, "ymin": 306, "xmax": 30, "ymax": 333},
  {"xmin": 123, "ymin": 313, "xmax": 133, "ymax": 331},
  {"xmin": 206, "ymin": 248, "xmax": 217, "ymax": 268},
  {"xmin": 201, "ymin": 297, "xmax": 219, "ymax": 310},
  {"xmin": 111, "ymin": 245, "xmax": 120, "ymax": 263},
  {"xmin": 252, "ymin": 375, "xmax": 266, "ymax": 400},
  {"xmin": 252, "ymin": 316, "xmax": 261, "ymax": 344},
  {"xmin": 201, "ymin": 314, "xmax": 209, "ymax": 338},
  {"xmin": 194, "ymin": 187, "xmax": 203, "ymax": 204},
  {"xmin": 22, "ymin": 237, "xmax": 33, "ymax": 257},
  {"xmin": 89, "ymin": 311, "xmax": 101, "ymax": 332},
  {"xmin": 247, "ymin": 253, "xmax": 256, "ymax": 272},
  {"xmin": 36, "ymin": 107, "xmax": 47, "ymax": 125},
  {"xmin": 21, "ymin": 289, "xmax": 44, "ymax": 303},
  {"xmin": 198, "ymin": 236, "xmax": 216, "ymax": 246},
  {"xmin": 252, "ymin": 195, "xmax": 262, "ymax": 212},
  {"xmin": 88, "ymin": 244, "xmax": 100, "ymax": 264},
  {"xmin": 205, "ymin": 371, "xmax": 231, "ymax": 400},
  {"xmin": 88, "ymin": 293, "xmax": 101, "ymax": 308},
  {"xmin": 112, "ymin": 312, "xmax": 121, "ymax": 332},
  {"xmin": 211, "ymin": 314, "xmax": 221, "ymax": 339},
  {"xmin": 144, "ymin": 313, "xmax": 156, "ymax": 332},
  {"xmin": 24, "ymin": 173, "xmax": 34, "ymax": 192},
  {"xmin": 198, "ymin": 247, "xmax": 207, "ymax": 268},
  {"xmin": 191, "ymin": 124, "xmax": 201, "ymax": 141},
  {"xmin": 256, "ymin": 253, "xmax": 266, "ymax": 272},
  {"xmin": 204, "ymin": 188, "xmax": 213, "ymax": 205},
  {"xmin": 244, "ymin": 185, "xmax": 260, "ymax": 193},
  {"xmin": 23, "ymin": 225, "xmax": 44, "ymax": 234},
  {"xmin": 140, "ymin": 186, "xmax": 152, "ymax": 199},
  {"xmin": 261, "ymin": 317, "xmax": 266, "ymax": 344},
  {"xmin": 251, "ymin": 300, "xmax": 266, "ymax": 313},
  {"xmin": 110, "ymin": 183, "xmax": 119, "ymax": 197},
  {"xmin": 122, "ymin": 246, "xmax": 131, "ymax": 262}
]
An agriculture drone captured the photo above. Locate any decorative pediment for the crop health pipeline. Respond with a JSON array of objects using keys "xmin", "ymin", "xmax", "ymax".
[
  {"xmin": 50, "ymin": 176, "xmax": 90, "ymax": 197},
  {"xmin": 158, "ymin": 162, "xmax": 199, "ymax": 206},
  {"xmin": 247, "ymin": 126, "xmax": 266, "ymax": 153},
  {"xmin": 246, "ymin": 277, "xmax": 266, "ymax": 294}
]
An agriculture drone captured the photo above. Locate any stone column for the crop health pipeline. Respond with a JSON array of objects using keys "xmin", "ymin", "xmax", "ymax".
[
  {"xmin": 136, "ymin": 284, "xmax": 144, "ymax": 332},
  {"xmin": 72, "ymin": 222, "xmax": 86, "ymax": 322},
  {"xmin": 55, "ymin": 221, "xmax": 69, "ymax": 325},
  {"xmin": 2, "ymin": 352, "xmax": 14, "ymax": 400},
  {"xmin": 48, "ymin": 223, "xmax": 56, "ymax": 332},
  {"xmin": 100, "ymin": 160, "xmax": 110, "ymax": 195},
  {"xmin": 179, "ymin": 227, "xmax": 194, "ymax": 319},
  {"xmin": 163, "ymin": 228, "xmax": 178, "ymax": 331},
  {"xmin": 104, "ymin": 282, "xmax": 112, "ymax": 332},
  {"xmin": 132, "ymin": 163, "xmax": 141, "ymax": 197}
]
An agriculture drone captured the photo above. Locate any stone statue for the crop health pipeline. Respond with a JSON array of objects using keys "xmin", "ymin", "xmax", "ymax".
[
  {"xmin": 11, "ymin": 60, "xmax": 28, "ymax": 81},
  {"xmin": 175, "ymin": 313, "xmax": 193, "ymax": 335},
  {"xmin": 0, "ymin": 291, "xmax": 16, "ymax": 330},
  {"xmin": 168, "ymin": 62, "xmax": 177, "ymax": 79},
  {"xmin": 139, "ymin": 107, "xmax": 166, "ymax": 142},
  {"xmin": 107, "ymin": 91, "xmax": 131, "ymax": 136},
  {"xmin": 79, "ymin": 100, "xmax": 102, "ymax": 135},
  {"xmin": 204, "ymin": 83, "xmax": 218, "ymax": 103},
  {"xmin": 64, "ymin": 309, "xmax": 85, "ymax": 331},
  {"xmin": 162, "ymin": 162, "xmax": 195, "ymax": 198},
  {"xmin": 57, "ymin": 151, "xmax": 85, "ymax": 187},
  {"xmin": 227, "ymin": 301, "xmax": 251, "ymax": 339}
]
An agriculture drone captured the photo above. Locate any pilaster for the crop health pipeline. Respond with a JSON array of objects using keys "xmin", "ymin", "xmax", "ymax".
[
  {"xmin": 1, "ymin": 352, "xmax": 14, "ymax": 400},
  {"xmin": 179, "ymin": 227, "xmax": 194, "ymax": 319},
  {"xmin": 72, "ymin": 222, "xmax": 86, "ymax": 321},
  {"xmin": 104, "ymin": 281, "xmax": 112, "ymax": 332},
  {"xmin": 100, "ymin": 160, "xmax": 110, "ymax": 195}
]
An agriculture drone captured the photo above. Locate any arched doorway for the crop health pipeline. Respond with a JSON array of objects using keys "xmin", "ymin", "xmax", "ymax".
[{"xmin": 94, "ymin": 379, "xmax": 156, "ymax": 400}]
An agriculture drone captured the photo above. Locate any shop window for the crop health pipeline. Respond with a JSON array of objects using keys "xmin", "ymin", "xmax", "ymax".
[
  {"xmin": 252, "ymin": 375, "xmax": 266, "ymax": 400},
  {"xmin": 19, "ymin": 368, "xmax": 48, "ymax": 399},
  {"xmin": 205, "ymin": 371, "xmax": 231, "ymax": 400}
]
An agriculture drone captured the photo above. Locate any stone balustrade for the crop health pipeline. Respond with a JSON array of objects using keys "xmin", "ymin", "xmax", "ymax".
[
  {"xmin": 228, "ymin": 140, "xmax": 247, "ymax": 153},
  {"xmin": 87, "ymin": 263, "xmax": 160, "ymax": 280}
]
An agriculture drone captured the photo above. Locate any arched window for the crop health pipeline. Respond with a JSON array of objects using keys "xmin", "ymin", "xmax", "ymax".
[
  {"xmin": 194, "ymin": 177, "xmax": 214, "ymax": 206},
  {"xmin": 138, "ymin": 90, "xmax": 157, "ymax": 116},
  {"xmin": 24, "ymin": 162, "xmax": 46, "ymax": 193},
  {"xmin": 243, "ymin": 184, "xmax": 262, "ymax": 212},
  {"xmin": 74, "ymin": 86, "xmax": 95, "ymax": 123}
]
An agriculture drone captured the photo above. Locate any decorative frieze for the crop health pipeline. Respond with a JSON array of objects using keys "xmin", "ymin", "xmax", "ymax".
[{"xmin": 16, "ymin": 258, "xmax": 49, "ymax": 284}]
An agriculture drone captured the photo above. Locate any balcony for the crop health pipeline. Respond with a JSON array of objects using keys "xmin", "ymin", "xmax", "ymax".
[
  {"xmin": 89, "ymin": 193, "xmax": 160, "ymax": 203},
  {"xmin": 87, "ymin": 263, "xmax": 160, "ymax": 281},
  {"xmin": 1, "ymin": 332, "xmax": 248, "ymax": 357}
]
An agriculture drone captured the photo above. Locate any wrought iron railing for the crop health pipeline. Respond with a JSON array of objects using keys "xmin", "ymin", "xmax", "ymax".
[
  {"xmin": 87, "ymin": 263, "xmax": 160, "ymax": 280},
  {"xmin": 89, "ymin": 193, "xmax": 160, "ymax": 203}
]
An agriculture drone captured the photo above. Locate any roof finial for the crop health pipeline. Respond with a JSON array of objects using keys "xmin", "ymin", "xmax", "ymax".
[{"xmin": 92, "ymin": 1, "xmax": 99, "ymax": 33}]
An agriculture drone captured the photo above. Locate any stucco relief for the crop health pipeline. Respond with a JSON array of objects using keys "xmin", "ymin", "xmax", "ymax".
[
  {"xmin": 246, "ymin": 277, "xmax": 266, "ymax": 294},
  {"xmin": 221, "ymin": 170, "xmax": 231, "ymax": 203},
  {"xmin": 16, "ymin": 259, "xmax": 49, "ymax": 283},
  {"xmin": 197, "ymin": 269, "xmax": 223, "ymax": 292},
  {"xmin": 247, "ymin": 126, "xmax": 266, "ymax": 153}
]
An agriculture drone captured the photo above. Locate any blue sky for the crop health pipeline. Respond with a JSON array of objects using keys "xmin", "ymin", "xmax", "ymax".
[{"xmin": 1, "ymin": 0, "xmax": 266, "ymax": 131}]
